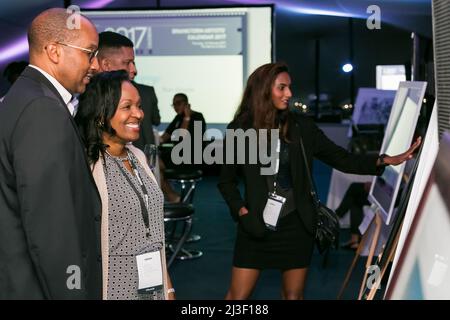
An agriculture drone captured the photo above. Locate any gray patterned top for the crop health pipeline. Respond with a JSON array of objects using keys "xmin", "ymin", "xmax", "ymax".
[{"xmin": 104, "ymin": 149, "xmax": 165, "ymax": 300}]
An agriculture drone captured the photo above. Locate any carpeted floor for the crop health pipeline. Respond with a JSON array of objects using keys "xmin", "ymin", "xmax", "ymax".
[{"xmin": 168, "ymin": 161, "xmax": 368, "ymax": 300}]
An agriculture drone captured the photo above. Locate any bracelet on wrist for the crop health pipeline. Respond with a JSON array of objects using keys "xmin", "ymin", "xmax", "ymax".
[{"xmin": 167, "ymin": 288, "xmax": 175, "ymax": 294}]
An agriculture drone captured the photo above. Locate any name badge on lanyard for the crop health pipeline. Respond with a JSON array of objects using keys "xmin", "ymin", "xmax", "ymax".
[
  {"xmin": 136, "ymin": 250, "xmax": 164, "ymax": 294},
  {"xmin": 263, "ymin": 193, "xmax": 286, "ymax": 230},
  {"xmin": 262, "ymin": 137, "xmax": 286, "ymax": 230}
]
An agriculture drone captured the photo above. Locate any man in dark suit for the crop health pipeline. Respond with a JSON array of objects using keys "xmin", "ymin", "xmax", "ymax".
[
  {"xmin": 160, "ymin": 93, "xmax": 207, "ymax": 202},
  {"xmin": 0, "ymin": 8, "xmax": 102, "ymax": 299},
  {"xmin": 96, "ymin": 31, "xmax": 161, "ymax": 150},
  {"xmin": 160, "ymin": 93, "xmax": 207, "ymax": 145}
]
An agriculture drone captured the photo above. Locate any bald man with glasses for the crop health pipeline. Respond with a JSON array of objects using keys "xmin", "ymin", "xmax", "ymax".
[{"xmin": 0, "ymin": 8, "xmax": 103, "ymax": 299}]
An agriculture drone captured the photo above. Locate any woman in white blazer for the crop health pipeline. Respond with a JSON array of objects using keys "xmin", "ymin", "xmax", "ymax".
[{"xmin": 75, "ymin": 70, "xmax": 174, "ymax": 300}]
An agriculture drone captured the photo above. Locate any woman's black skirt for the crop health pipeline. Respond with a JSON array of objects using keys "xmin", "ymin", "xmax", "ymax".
[{"xmin": 233, "ymin": 211, "xmax": 315, "ymax": 270}]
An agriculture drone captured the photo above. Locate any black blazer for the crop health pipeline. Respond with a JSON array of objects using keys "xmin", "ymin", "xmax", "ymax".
[
  {"xmin": 164, "ymin": 110, "xmax": 206, "ymax": 139},
  {"xmin": 132, "ymin": 82, "xmax": 160, "ymax": 149},
  {"xmin": 0, "ymin": 67, "xmax": 102, "ymax": 299},
  {"xmin": 218, "ymin": 113, "xmax": 383, "ymax": 237}
]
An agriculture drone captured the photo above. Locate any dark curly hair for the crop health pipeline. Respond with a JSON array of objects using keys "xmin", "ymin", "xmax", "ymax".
[{"xmin": 75, "ymin": 70, "xmax": 130, "ymax": 164}]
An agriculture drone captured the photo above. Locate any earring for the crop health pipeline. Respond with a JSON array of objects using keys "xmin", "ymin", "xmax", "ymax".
[{"xmin": 97, "ymin": 119, "xmax": 104, "ymax": 128}]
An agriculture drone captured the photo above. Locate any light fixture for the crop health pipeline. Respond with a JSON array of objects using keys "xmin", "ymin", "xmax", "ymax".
[
  {"xmin": 0, "ymin": 35, "xmax": 28, "ymax": 63},
  {"xmin": 342, "ymin": 63, "xmax": 353, "ymax": 73}
]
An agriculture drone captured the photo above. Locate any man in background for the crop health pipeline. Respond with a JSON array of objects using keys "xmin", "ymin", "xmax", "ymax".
[
  {"xmin": 3, "ymin": 60, "xmax": 29, "ymax": 85},
  {"xmin": 160, "ymin": 93, "xmax": 206, "ymax": 202},
  {"xmin": 161, "ymin": 92, "xmax": 206, "ymax": 144},
  {"xmin": 96, "ymin": 31, "xmax": 161, "ymax": 150},
  {"xmin": 1, "ymin": 61, "xmax": 28, "ymax": 101}
]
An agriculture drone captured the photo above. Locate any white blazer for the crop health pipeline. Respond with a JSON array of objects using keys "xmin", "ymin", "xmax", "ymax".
[{"xmin": 91, "ymin": 144, "xmax": 169, "ymax": 300}]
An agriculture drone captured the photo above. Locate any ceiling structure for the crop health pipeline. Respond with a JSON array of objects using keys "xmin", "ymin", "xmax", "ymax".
[{"xmin": 0, "ymin": 0, "xmax": 432, "ymax": 63}]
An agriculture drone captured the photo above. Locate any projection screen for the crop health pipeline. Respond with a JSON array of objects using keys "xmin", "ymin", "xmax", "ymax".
[{"xmin": 84, "ymin": 6, "xmax": 273, "ymax": 130}]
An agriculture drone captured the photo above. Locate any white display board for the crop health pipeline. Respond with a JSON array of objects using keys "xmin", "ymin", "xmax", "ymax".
[
  {"xmin": 348, "ymin": 88, "xmax": 396, "ymax": 137},
  {"xmin": 386, "ymin": 132, "xmax": 450, "ymax": 300},
  {"xmin": 385, "ymin": 102, "xmax": 439, "ymax": 295},
  {"xmin": 376, "ymin": 65, "xmax": 406, "ymax": 90},
  {"xmin": 352, "ymin": 88, "xmax": 396, "ymax": 126},
  {"xmin": 368, "ymin": 81, "xmax": 427, "ymax": 225}
]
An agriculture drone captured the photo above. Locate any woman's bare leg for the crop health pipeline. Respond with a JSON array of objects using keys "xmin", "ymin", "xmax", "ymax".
[
  {"xmin": 225, "ymin": 267, "xmax": 261, "ymax": 300},
  {"xmin": 281, "ymin": 268, "xmax": 308, "ymax": 300}
]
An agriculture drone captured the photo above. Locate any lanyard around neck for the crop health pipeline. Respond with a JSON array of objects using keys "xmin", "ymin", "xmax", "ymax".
[
  {"xmin": 112, "ymin": 151, "xmax": 151, "ymax": 238},
  {"xmin": 272, "ymin": 138, "xmax": 281, "ymax": 194}
]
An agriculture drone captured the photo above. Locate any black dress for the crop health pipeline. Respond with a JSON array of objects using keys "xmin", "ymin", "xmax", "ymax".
[
  {"xmin": 219, "ymin": 114, "xmax": 383, "ymax": 271},
  {"xmin": 233, "ymin": 140, "xmax": 315, "ymax": 270}
]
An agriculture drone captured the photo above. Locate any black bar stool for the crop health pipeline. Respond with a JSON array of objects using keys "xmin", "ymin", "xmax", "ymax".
[
  {"xmin": 164, "ymin": 169, "xmax": 203, "ymax": 204},
  {"xmin": 164, "ymin": 168, "xmax": 203, "ymax": 260},
  {"xmin": 164, "ymin": 203, "xmax": 198, "ymax": 267}
]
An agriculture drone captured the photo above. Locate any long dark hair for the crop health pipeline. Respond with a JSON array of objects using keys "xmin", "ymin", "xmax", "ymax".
[
  {"xmin": 233, "ymin": 62, "xmax": 290, "ymax": 140},
  {"xmin": 75, "ymin": 70, "xmax": 130, "ymax": 164}
]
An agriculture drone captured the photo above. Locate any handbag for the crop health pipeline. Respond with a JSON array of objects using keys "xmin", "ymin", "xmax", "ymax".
[{"xmin": 299, "ymin": 137, "xmax": 340, "ymax": 254}]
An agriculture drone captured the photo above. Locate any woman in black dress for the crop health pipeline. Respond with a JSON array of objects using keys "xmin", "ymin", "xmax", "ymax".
[{"xmin": 218, "ymin": 62, "xmax": 421, "ymax": 299}]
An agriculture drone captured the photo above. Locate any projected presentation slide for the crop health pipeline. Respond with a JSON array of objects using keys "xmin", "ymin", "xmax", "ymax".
[
  {"xmin": 84, "ymin": 7, "xmax": 273, "ymax": 127},
  {"xmin": 369, "ymin": 82, "xmax": 426, "ymax": 225},
  {"xmin": 136, "ymin": 55, "xmax": 243, "ymax": 123}
]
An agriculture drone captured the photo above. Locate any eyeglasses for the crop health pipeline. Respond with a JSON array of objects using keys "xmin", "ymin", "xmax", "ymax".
[{"xmin": 57, "ymin": 42, "xmax": 98, "ymax": 62}]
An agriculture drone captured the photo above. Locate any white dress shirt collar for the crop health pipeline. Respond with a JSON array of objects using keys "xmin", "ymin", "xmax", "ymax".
[{"xmin": 29, "ymin": 64, "xmax": 76, "ymax": 115}]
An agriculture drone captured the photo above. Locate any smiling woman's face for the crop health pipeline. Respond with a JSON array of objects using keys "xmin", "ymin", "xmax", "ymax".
[{"xmin": 108, "ymin": 81, "xmax": 143, "ymax": 144}]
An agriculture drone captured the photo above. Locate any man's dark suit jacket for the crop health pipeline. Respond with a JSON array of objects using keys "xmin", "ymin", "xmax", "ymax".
[
  {"xmin": 163, "ymin": 110, "xmax": 207, "ymax": 168},
  {"xmin": 132, "ymin": 82, "xmax": 160, "ymax": 150},
  {"xmin": 164, "ymin": 110, "xmax": 206, "ymax": 139},
  {"xmin": 0, "ymin": 67, "xmax": 102, "ymax": 299},
  {"xmin": 218, "ymin": 113, "xmax": 383, "ymax": 238}
]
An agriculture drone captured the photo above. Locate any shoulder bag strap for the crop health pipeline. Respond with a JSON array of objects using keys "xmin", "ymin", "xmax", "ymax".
[{"xmin": 295, "ymin": 117, "xmax": 321, "ymax": 207}]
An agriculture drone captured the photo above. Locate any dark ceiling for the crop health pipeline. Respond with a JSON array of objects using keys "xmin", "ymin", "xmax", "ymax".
[
  {"xmin": 0, "ymin": 0, "xmax": 432, "ymax": 61},
  {"xmin": 0, "ymin": 0, "xmax": 432, "ymax": 87}
]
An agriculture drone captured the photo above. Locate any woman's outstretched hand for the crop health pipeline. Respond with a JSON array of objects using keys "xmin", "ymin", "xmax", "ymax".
[{"xmin": 379, "ymin": 136, "xmax": 422, "ymax": 166}]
